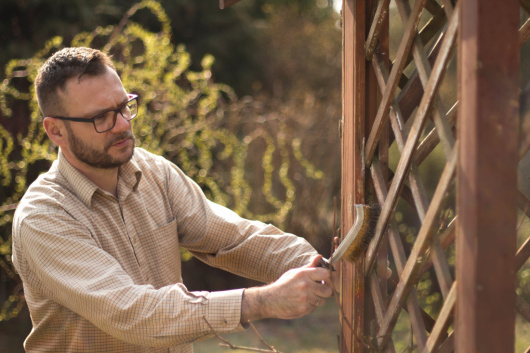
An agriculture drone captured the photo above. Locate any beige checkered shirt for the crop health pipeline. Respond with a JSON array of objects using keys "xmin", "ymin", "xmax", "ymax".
[{"xmin": 12, "ymin": 148, "xmax": 316, "ymax": 352}]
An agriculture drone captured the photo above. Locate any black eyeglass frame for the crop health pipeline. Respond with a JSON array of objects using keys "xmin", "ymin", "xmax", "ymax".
[{"xmin": 52, "ymin": 93, "xmax": 139, "ymax": 133}]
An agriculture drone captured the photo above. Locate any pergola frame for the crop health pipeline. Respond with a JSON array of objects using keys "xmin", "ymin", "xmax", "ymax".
[
  {"xmin": 341, "ymin": 1, "xmax": 522, "ymax": 352},
  {"xmin": 220, "ymin": 1, "xmax": 529, "ymax": 352}
]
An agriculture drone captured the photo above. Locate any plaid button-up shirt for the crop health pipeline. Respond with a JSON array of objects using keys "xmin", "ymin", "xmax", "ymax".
[{"xmin": 12, "ymin": 148, "xmax": 316, "ymax": 352}]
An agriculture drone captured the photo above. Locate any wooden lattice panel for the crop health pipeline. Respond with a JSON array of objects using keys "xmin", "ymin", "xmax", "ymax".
[{"xmin": 340, "ymin": 0, "xmax": 529, "ymax": 352}]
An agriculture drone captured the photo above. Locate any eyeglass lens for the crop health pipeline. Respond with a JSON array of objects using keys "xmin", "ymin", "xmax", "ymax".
[{"xmin": 94, "ymin": 99, "xmax": 138, "ymax": 132}]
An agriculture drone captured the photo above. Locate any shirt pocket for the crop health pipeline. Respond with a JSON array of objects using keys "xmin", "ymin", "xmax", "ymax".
[{"xmin": 143, "ymin": 218, "xmax": 182, "ymax": 286}]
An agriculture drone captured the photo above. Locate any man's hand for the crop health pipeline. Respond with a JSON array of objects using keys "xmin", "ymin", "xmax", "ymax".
[{"xmin": 240, "ymin": 256, "xmax": 332, "ymax": 324}]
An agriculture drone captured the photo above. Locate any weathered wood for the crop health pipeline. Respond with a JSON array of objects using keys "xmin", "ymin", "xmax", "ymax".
[
  {"xmin": 437, "ymin": 331, "xmax": 455, "ymax": 353},
  {"xmin": 516, "ymin": 294, "xmax": 530, "ymax": 323},
  {"xmin": 440, "ymin": 0, "xmax": 454, "ymax": 18},
  {"xmin": 519, "ymin": 18, "xmax": 530, "ymax": 45},
  {"xmin": 395, "ymin": 0, "xmax": 455, "ymax": 159},
  {"xmin": 424, "ymin": 0, "xmax": 441, "ymax": 15},
  {"xmin": 371, "ymin": 160, "xmax": 429, "ymax": 347},
  {"xmin": 456, "ymin": 0, "xmax": 519, "ymax": 352},
  {"xmin": 364, "ymin": 0, "xmax": 427, "ymax": 166},
  {"xmin": 396, "ymin": 30, "xmax": 444, "ymax": 139},
  {"xmin": 419, "ymin": 217, "xmax": 456, "ymax": 277},
  {"xmin": 420, "ymin": 283, "xmax": 455, "ymax": 353},
  {"xmin": 515, "ymin": 236, "xmax": 530, "ymax": 272},
  {"xmin": 419, "ymin": 4, "xmax": 447, "ymax": 52},
  {"xmin": 369, "ymin": 274, "xmax": 397, "ymax": 353},
  {"xmin": 365, "ymin": 6, "xmax": 458, "ymax": 276},
  {"xmin": 365, "ymin": 0, "xmax": 391, "ymax": 61},
  {"xmin": 371, "ymin": 45, "xmax": 454, "ymax": 302},
  {"xmin": 415, "ymin": 103, "xmax": 458, "ymax": 166},
  {"xmin": 376, "ymin": 146, "xmax": 457, "ymax": 349},
  {"xmin": 521, "ymin": 0, "xmax": 530, "ymax": 16},
  {"xmin": 341, "ymin": 0, "xmax": 366, "ymax": 351},
  {"xmin": 397, "ymin": 3, "xmax": 447, "ymax": 91},
  {"xmin": 519, "ymin": 191, "xmax": 530, "ymax": 219}
]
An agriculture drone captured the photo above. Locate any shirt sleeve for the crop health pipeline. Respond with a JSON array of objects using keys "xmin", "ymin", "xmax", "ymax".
[
  {"xmin": 18, "ymin": 211, "xmax": 246, "ymax": 348},
  {"xmin": 164, "ymin": 159, "xmax": 318, "ymax": 284}
]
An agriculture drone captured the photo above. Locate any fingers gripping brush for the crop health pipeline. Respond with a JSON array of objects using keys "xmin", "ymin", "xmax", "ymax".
[{"xmin": 320, "ymin": 204, "xmax": 380, "ymax": 269}]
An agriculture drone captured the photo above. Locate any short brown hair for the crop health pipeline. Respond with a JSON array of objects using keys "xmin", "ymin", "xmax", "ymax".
[{"xmin": 35, "ymin": 47, "xmax": 116, "ymax": 117}]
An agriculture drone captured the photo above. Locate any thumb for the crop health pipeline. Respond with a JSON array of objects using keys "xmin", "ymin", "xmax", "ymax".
[{"xmin": 304, "ymin": 255, "xmax": 323, "ymax": 268}]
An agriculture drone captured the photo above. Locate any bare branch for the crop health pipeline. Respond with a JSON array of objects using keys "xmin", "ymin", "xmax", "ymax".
[
  {"xmin": 249, "ymin": 322, "xmax": 278, "ymax": 352},
  {"xmin": 202, "ymin": 316, "xmax": 282, "ymax": 353}
]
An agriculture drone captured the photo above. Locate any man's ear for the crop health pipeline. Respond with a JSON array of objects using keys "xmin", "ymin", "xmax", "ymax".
[{"xmin": 43, "ymin": 117, "xmax": 68, "ymax": 147}]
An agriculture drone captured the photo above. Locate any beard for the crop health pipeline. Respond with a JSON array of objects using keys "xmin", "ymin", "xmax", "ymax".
[{"xmin": 65, "ymin": 124, "xmax": 135, "ymax": 169}]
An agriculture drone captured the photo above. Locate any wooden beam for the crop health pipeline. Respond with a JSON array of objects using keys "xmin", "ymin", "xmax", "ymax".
[
  {"xmin": 456, "ymin": 0, "xmax": 519, "ymax": 352},
  {"xmin": 341, "ymin": 0, "xmax": 366, "ymax": 351}
]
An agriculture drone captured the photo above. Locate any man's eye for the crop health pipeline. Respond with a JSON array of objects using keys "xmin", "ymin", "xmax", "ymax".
[
  {"xmin": 96, "ymin": 111, "xmax": 114, "ymax": 121},
  {"xmin": 94, "ymin": 114, "xmax": 106, "ymax": 121}
]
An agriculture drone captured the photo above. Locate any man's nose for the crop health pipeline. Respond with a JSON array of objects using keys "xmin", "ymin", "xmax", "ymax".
[{"xmin": 112, "ymin": 111, "xmax": 131, "ymax": 132}]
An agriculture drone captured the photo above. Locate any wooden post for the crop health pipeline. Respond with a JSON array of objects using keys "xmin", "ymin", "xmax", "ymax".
[
  {"xmin": 457, "ymin": 1, "xmax": 519, "ymax": 352},
  {"xmin": 341, "ymin": 0, "xmax": 366, "ymax": 351}
]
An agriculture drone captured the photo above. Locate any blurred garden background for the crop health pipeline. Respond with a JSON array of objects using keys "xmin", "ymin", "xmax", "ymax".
[{"xmin": 0, "ymin": 0, "xmax": 529, "ymax": 352}]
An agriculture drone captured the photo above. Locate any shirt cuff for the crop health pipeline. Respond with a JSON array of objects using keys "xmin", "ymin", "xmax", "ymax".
[{"xmin": 204, "ymin": 288, "xmax": 246, "ymax": 334}]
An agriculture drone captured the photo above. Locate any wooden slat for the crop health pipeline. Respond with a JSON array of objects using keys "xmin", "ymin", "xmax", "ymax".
[
  {"xmin": 371, "ymin": 160, "xmax": 429, "ymax": 349},
  {"xmin": 376, "ymin": 146, "xmax": 457, "ymax": 349},
  {"xmin": 516, "ymin": 294, "xmax": 530, "ymax": 323},
  {"xmin": 521, "ymin": 0, "xmax": 530, "ymax": 16},
  {"xmin": 395, "ymin": 0, "xmax": 455, "ymax": 160},
  {"xmin": 421, "ymin": 283, "xmax": 456, "ymax": 353},
  {"xmin": 457, "ymin": 0, "xmax": 519, "ymax": 352},
  {"xmin": 365, "ymin": 7, "xmax": 459, "ymax": 275},
  {"xmin": 398, "ymin": 5, "xmax": 447, "ymax": 91},
  {"xmin": 415, "ymin": 102, "xmax": 458, "ymax": 166},
  {"xmin": 519, "ymin": 191, "xmax": 530, "ymax": 219},
  {"xmin": 515, "ymin": 236, "xmax": 530, "ymax": 272},
  {"xmin": 372, "ymin": 0, "xmax": 392, "ymax": 339},
  {"xmin": 397, "ymin": 38, "xmax": 442, "ymax": 123},
  {"xmin": 419, "ymin": 217, "xmax": 456, "ymax": 277},
  {"xmin": 364, "ymin": 0, "xmax": 427, "ymax": 166},
  {"xmin": 440, "ymin": 0, "xmax": 454, "ymax": 18},
  {"xmin": 371, "ymin": 49, "xmax": 454, "ymax": 300},
  {"xmin": 437, "ymin": 332, "xmax": 455, "ymax": 353},
  {"xmin": 365, "ymin": 0, "xmax": 391, "ymax": 61},
  {"xmin": 425, "ymin": 0, "xmax": 442, "ymax": 15},
  {"xmin": 419, "ymin": 4, "xmax": 448, "ymax": 51},
  {"xmin": 369, "ymin": 274, "xmax": 397, "ymax": 353},
  {"xmin": 430, "ymin": 235, "xmax": 452, "ymax": 299},
  {"xmin": 520, "ymin": 18, "xmax": 530, "ymax": 45}
]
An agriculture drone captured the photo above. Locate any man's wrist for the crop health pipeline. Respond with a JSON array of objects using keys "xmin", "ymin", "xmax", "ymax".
[{"xmin": 240, "ymin": 287, "xmax": 268, "ymax": 324}]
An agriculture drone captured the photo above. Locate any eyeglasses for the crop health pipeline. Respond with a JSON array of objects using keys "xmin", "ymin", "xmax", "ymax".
[{"xmin": 53, "ymin": 94, "xmax": 139, "ymax": 133}]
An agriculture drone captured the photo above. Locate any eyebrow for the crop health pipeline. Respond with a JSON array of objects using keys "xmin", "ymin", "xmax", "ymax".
[{"xmin": 85, "ymin": 95, "xmax": 130, "ymax": 118}]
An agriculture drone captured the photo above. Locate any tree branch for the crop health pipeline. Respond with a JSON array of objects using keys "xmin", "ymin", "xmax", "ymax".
[{"xmin": 202, "ymin": 316, "xmax": 282, "ymax": 353}]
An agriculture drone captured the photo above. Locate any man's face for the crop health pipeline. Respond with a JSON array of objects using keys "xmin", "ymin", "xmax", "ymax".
[{"xmin": 59, "ymin": 66, "xmax": 135, "ymax": 169}]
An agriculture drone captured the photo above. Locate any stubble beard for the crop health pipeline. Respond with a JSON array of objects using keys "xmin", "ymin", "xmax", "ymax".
[{"xmin": 65, "ymin": 124, "xmax": 135, "ymax": 169}]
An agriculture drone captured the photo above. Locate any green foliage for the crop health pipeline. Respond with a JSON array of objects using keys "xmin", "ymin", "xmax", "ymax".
[{"xmin": 0, "ymin": 0, "xmax": 330, "ymax": 322}]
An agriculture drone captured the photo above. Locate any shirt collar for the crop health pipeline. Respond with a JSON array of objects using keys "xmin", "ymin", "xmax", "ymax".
[{"xmin": 56, "ymin": 150, "xmax": 143, "ymax": 208}]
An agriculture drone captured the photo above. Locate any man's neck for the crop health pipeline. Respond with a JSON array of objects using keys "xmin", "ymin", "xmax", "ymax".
[{"xmin": 61, "ymin": 150, "xmax": 120, "ymax": 197}]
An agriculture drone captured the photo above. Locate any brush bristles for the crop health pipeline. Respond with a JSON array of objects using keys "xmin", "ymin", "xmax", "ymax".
[{"xmin": 343, "ymin": 204, "xmax": 380, "ymax": 262}]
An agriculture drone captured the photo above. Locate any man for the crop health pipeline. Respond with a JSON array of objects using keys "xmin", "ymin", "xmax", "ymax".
[{"xmin": 11, "ymin": 47, "xmax": 333, "ymax": 352}]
